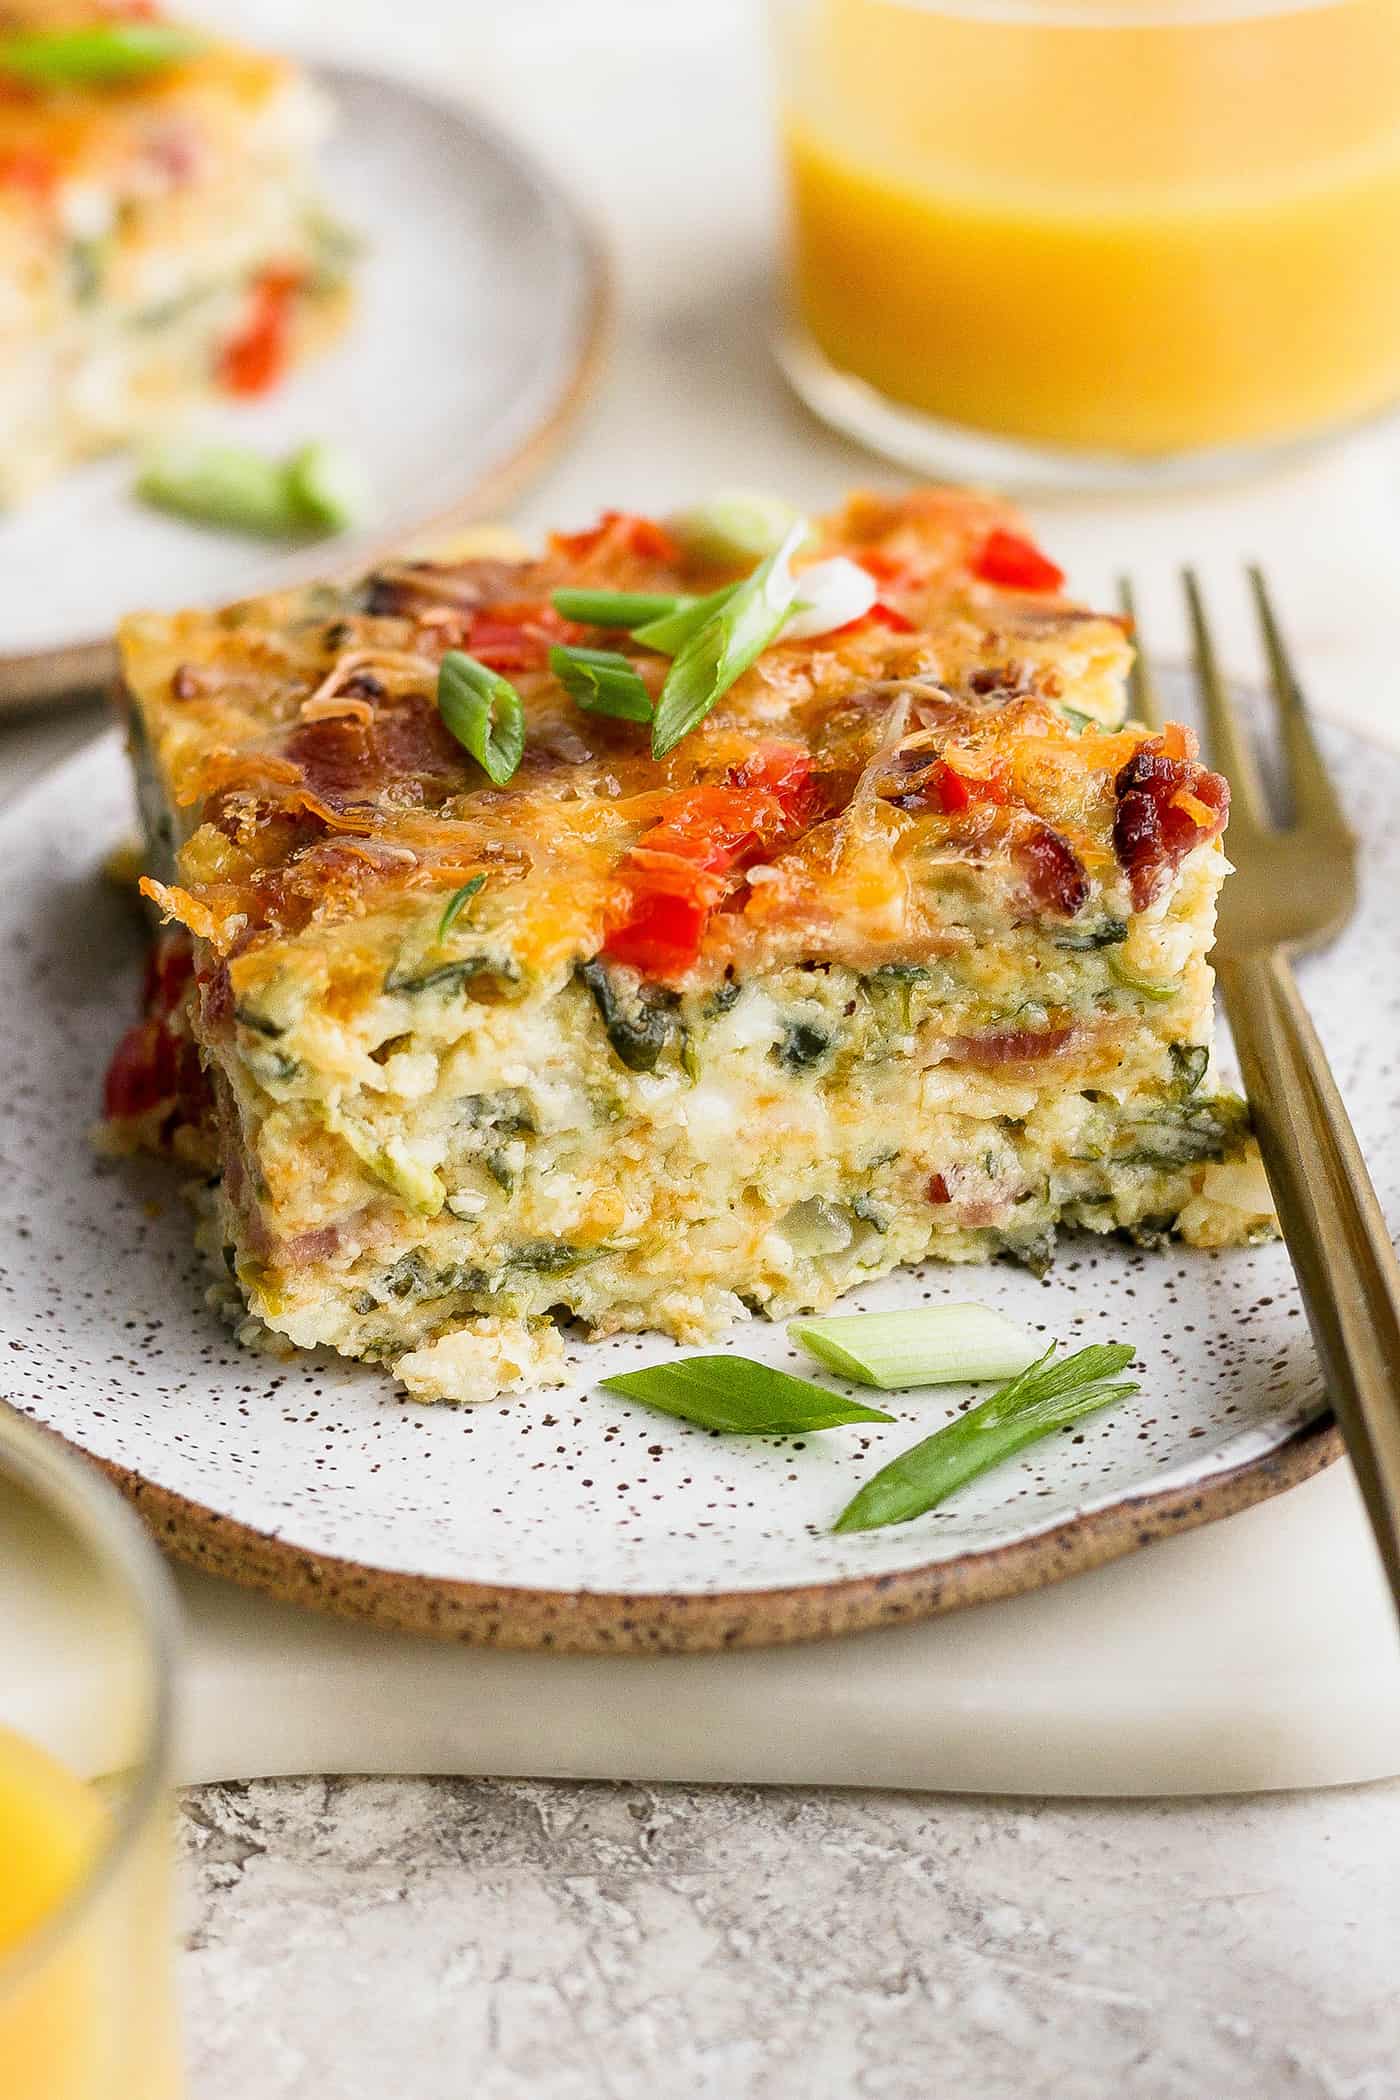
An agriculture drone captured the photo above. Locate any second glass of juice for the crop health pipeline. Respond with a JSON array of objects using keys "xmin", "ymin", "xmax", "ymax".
[
  {"xmin": 773, "ymin": 0, "xmax": 1400, "ymax": 485},
  {"xmin": 0, "ymin": 1407, "xmax": 182, "ymax": 2100}
]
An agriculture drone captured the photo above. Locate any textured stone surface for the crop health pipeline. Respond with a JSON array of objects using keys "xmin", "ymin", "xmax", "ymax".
[{"xmin": 181, "ymin": 1776, "xmax": 1400, "ymax": 2100}]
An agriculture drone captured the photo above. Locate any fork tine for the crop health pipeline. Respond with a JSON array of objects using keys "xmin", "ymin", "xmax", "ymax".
[
  {"xmin": 1248, "ymin": 566, "xmax": 1352, "ymax": 837},
  {"xmin": 1182, "ymin": 569, "xmax": 1266, "ymax": 827},
  {"xmin": 1116, "ymin": 577, "xmax": 1162, "ymax": 731}
]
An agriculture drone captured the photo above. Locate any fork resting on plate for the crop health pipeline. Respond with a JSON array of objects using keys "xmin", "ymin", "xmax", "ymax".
[{"xmin": 1123, "ymin": 569, "xmax": 1400, "ymax": 1620}]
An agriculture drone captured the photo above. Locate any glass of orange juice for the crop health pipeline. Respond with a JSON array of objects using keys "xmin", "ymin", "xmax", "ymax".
[
  {"xmin": 0, "ymin": 1404, "xmax": 182, "ymax": 2100},
  {"xmin": 772, "ymin": 0, "xmax": 1400, "ymax": 485}
]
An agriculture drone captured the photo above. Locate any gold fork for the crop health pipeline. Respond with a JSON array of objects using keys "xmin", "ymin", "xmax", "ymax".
[{"xmin": 1120, "ymin": 571, "xmax": 1400, "ymax": 1617}]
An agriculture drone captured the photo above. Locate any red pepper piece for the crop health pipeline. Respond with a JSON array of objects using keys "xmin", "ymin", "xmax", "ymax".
[
  {"xmin": 551, "ymin": 511, "xmax": 680, "ymax": 566},
  {"xmin": 602, "ymin": 749, "xmax": 818, "ymax": 978},
  {"xmin": 601, "ymin": 891, "xmax": 710, "ymax": 979},
  {"xmin": 972, "ymin": 529, "xmax": 1066, "ymax": 594},
  {"xmin": 218, "ymin": 266, "xmax": 302, "ymax": 397}
]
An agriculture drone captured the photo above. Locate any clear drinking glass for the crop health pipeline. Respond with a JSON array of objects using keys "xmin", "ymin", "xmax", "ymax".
[
  {"xmin": 771, "ymin": 0, "xmax": 1400, "ymax": 487},
  {"xmin": 0, "ymin": 1405, "xmax": 182, "ymax": 2100}
]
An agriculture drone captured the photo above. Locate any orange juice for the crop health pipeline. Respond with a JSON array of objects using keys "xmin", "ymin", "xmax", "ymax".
[
  {"xmin": 0, "ymin": 1724, "xmax": 107, "ymax": 2100},
  {"xmin": 0, "ymin": 1724, "xmax": 179, "ymax": 2100},
  {"xmin": 778, "ymin": 0, "xmax": 1400, "ymax": 457}
]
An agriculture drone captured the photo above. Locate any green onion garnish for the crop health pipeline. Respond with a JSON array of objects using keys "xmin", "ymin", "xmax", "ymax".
[
  {"xmin": 285, "ymin": 441, "xmax": 373, "ymax": 535},
  {"xmin": 135, "ymin": 438, "xmax": 371, "ymax": 540},
  {"xmin": 790, "ymin": 1305, "xmax": 1041, "ymax": 1390},
  {"xmin": 136, "ymin": 442, "xmax": 302, "ymax": 539},
  {"xmin": 435, "ymin": 873, "xmax": 486, "ymax": 943},
  {"xmin": 436, "ymin": 653, "xmax": 525, "ymax": 787},
  {"xmin": 631, "ymin": 582, "xmax": 738, "ymax": 656},
  {"xmin": 1108, "ymin": 952, "xmax": 1179, "ymax": 1003},
  {"xmin": 650, "ymin": 523, "xmax": 805, "ymax": 759},
  {"xmin": 548, "ymin": 645, "xmax": 653, "ymax": 724},
  {"xmin": 0, "ymin": 23, "xmax": 205, "ymax": 87},
  {"xmin": 668, "ymin": 491, "xmax": 809, "ymax": 568},
  {"xmin": 832, "ymin": 1343, "xmax": 1139, "ymax": 1534},
  {"xmin": 600, "ymin": 1355, "xmax": 894, "ymax": 1435},
  {"xmin": 551, "ymin": 589, "xmax": 683, "ymax": 628}
]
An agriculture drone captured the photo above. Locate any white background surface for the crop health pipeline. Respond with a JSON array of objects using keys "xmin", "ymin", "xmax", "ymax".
[{"xmin": 5, "ymin": 1, "xmax": 1400, "ymax": 2092}]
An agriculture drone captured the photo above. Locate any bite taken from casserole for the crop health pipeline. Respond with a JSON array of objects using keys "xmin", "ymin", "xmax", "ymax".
[
  {"xmin": 0, "ymin": 1, "xmax": 353, "ymax": 507},
  {"xmin": 107, "ymin": 487, "xmax": 1275, "ymax": 1404}
]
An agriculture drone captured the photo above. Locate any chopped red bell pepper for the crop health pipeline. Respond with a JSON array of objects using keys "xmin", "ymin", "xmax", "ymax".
[
  {"xmin": 971, "ymin": 529, "xmax": 1066, "ymax": 595},
  {"xmin": 599, "ymin": 891, "xmax": 710, "ymax": 979},
  {"xmin": 602, "ymin": 746, "xmax": 817, "ymax": 978},
  {"xmin": 551, "ymin": 510, "xmax": 680, "ymax": 566},
  {"xmin": 830, "ymin": 599, "xmax": 916, "ymax": 640},
  {"xmin": 464, "ymin": 603, "xmax": 580, "ymax": 673},
  {"xmin": 904, "ymin": 758, "xmax": 1006, "ymax": 817},
  {"xmin": 217, "ymin": 266, "xmax": 302, "ymax": 397},
  {"xmin": 726, "ymin": 741, "xmax": 819, "ymax": 825},
  {"xmin": 926, "ymin": 760, "xmax": 973, "ymax": 814}
]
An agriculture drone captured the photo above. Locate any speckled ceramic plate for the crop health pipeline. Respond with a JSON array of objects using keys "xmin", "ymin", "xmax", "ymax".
[
  {"xmin": 0, "ymin": 63, "xmax": 608, "ymax": 713},
  {"xmin": 6, "ymin": 709, "xmax": 1394, "ymax": 1654}
]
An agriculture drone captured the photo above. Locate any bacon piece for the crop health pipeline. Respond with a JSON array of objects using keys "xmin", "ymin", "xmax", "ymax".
[
  {"xmin": 283, "ymin": 695, "xmax": 465, "ymax": 812},
  {"xmin": 106, "ymin": 1038, "xmax": 201, "ymax": 1137},
  {"xmin": 949, "ymin": 1024, "xmax": 1075, "ymax": 1067},
  {"xmin": 142, "ymin": 931, "xmax": 195, "ymax": 1020},
  {"xmin": 1112, "ymin": 737, "xmax": 1229, "ymax": 909},
  {"xmin": 1014, "ymin": 822, "xmax": 1090, "ymax": 919}
]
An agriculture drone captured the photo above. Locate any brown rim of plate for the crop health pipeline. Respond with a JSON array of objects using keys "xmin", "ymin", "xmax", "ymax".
[
  {"xmin": 25, "ymin": 1409, "xmax": 1340, "ymax": 1655},
  {"xmin": 0, "ymin": 65, "xmax": 614, "ymax": 717}
]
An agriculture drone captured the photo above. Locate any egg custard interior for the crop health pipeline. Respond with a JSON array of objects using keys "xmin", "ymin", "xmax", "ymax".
[{"xmin": 108, "ymin": 489, "xmax": 1274, "ymax": 1403}]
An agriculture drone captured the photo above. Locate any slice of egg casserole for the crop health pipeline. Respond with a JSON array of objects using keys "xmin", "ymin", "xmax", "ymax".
[{"xmin": 106, "ymin": 487, "xmax": 1274, "ymax": 1403}]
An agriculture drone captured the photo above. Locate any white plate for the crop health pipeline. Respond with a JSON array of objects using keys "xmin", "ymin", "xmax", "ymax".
[
  {"xmin": 0, "ymin": 63, "xmax": 606, "ymax": 709},
  {"xmin": 2, "ymin": 714, "xmax": 1389, "ymax": 1652}
]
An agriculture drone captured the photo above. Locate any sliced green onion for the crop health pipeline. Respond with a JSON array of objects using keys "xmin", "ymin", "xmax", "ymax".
[
  {"xmin": 548, "ymin": 644, "xmax": 652, "ymax": 723},
  {"xmin": 668, "ymin": 491, "xmax": 810, "ymax": 568},
  {"xmin": 778, "ymin": 557, "xmax": 876, "ymax": 641},
  {"xmin": 0, "ymin": 23, "xmax": 205, "ymax": 86},
  {"xmin": 437, "ymin": 653, "xmax": 525, "ymax": 787},
  {"xmin": 436, "ymin": 873, "xmax": 486, "ymax": 943},
  {"xmin": 551, "ymin": 588, "xmax": 684, "ymax": 627},
  {"xmin": 1169, "ymin": 1042, "xmax": 1209, "ymax": 1097},
  {"xmin": 790, "ymin": 1305, "xmax": 1041, "ymax": 1390},
  {"xmin": 600, "ymin": 1355, "xmax": 894, "ymax": 1434},
  {"xmin": 651, "ymin": 523, "xmax": 805, "ymax": 759},
  {"xmin": 833, "ymin": 1343, "xmax": 1139, "ymax": 1533},
  {"xmin": 631, "ymin": 581, "xmax": 738, "ymax": 656},
  {"xmin": 1108, "ymin": 952, "xmax": 1179, "ymax": 1003},
  {"xmin": 135, "ymin": 441, "xmax": 301, "ymax": 539},
  {"xmin": 136, "ymin": 438, "xmax": 371, "ymax": 541},
  {"xmin": 286, "ymin": 441, "xmax": 374, "ymax": 534}
]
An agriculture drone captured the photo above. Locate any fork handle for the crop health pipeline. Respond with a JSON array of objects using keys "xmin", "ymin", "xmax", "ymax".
[{"xmin": 1217, "ymin": 947, "xmax": 1400, "ymax": 1614}]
